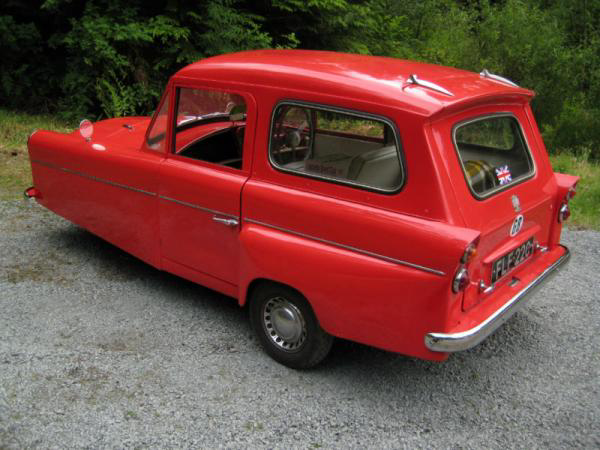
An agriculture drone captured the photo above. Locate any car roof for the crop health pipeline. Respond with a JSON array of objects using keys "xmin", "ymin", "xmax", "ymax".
[{"xmin": 174, "ymin": 50, "xmax": 534, "ymax": 117}]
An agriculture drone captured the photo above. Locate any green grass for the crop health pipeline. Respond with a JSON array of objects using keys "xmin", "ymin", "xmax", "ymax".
[
  {"xmin": 0, "ymin": 109, "xmax": 74, "ymax": 199},
  {"xmin": 1, "ymin": 108, "xmax": 598, "ymax": 230},
  {"xmin": 550, "ymin": 152, "xmax": 600, "ymax": 230}
]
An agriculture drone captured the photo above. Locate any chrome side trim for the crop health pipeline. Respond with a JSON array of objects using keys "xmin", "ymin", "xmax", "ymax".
[
  {"xmin": 425, "ymin": 245, "xmax": 571, "ymax": 352},
  {"xmin": 31, "ymin": 159, "xmax": 156, "ymax": 197},
  {"xmin": 406, "ymin": 74, "xmax": 454, "ymax": 96},
  {"xmin": 159, "ymin": 195, "xmax": 238, "ymax": 219},
  {"xmin": 32, "ymin": 159, "xmax": 239, "ymax": 221},
  {"xmin": 480, "ymin": 69, "xmax": 519, "ymax": 87},
  {"xmin": 244, "ymin": 218, "xmax": 445, "ymax": 276}
]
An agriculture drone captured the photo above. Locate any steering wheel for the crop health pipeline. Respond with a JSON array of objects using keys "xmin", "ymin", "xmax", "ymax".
[
  {"xmin": 285, "ymin": 118, "xmax": 311, "ymax": 161},
  {"xmin": 272, "ymin": 107, "xmax": 312, "ymax": 163}
]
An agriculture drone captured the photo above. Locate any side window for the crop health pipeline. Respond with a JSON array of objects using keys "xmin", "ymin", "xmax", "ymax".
[
  {"xmin": 146, "ymin": 92, "xmax": 170, "ymax": 152},
  {"xmin": 173, "ymin": 87, "xmax": 247, "ymax": 169},
  {"xmin": 270, "ymin": 103, "xmax": 403, "ymax": 192}
]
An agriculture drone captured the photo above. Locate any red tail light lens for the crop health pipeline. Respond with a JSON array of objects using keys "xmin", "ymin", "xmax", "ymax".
[
  {"xmin": 558, "ymin": 203, "xmax": 570, "ymax": 222},
  {"xmin": 452, "ymin": 267, "xmax": 470, "ymax": 293}
]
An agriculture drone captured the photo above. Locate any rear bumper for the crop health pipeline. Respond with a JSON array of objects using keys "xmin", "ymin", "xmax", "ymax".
[{"xmin": 425, "ymin": 245, "xmax": 570, "ymax": 352}]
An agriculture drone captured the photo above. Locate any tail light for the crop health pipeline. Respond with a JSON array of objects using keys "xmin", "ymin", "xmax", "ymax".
[
  {"xmin": 558, "ymin": 182, "xmax": 576, "ymax": 223},
  {"xmin": 461, "ymin": 240, "xmax": 478, "ymax": 264},
  {"xmin": 453, "ymin": 237, "xmax": 479, "ymax": 293},
  {"xmin": 452, "ymin": 267, "xmax": 470, "ymax": 293},
  {"xmin": 558, "ymin": 203, "xmax": 570, "ymax": 222}
]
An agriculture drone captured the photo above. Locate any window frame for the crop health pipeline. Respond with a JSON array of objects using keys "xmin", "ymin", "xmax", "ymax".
[
  {"xmin": 169, "ymin": 85, "xmax": 251, "ymax": 173},
  {"xmin": 268, "ymin": 100, "xmax": 406, "ymax": 195},
  {"xmin": 144, "ymin": 86, "xmax": 173, "ymax": 154},
  {"xmin": 451, "ymin": 112, "xmax": 536, "ymax": 200}
]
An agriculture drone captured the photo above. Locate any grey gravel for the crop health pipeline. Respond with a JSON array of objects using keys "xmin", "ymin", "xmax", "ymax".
[{"xmin": 1, "ymin": 199, "xmax": 599, "ymax": 449}]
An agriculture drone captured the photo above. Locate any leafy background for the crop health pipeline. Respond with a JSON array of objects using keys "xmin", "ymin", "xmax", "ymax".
[{"xmin": 1, "ymin": 0, "xmax": 600, "ymax": 158}]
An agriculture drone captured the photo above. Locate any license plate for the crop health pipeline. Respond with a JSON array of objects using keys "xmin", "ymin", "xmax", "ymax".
[{"xmin": 491, "ymin": 237, "xmax": 534, "ymax": 283}]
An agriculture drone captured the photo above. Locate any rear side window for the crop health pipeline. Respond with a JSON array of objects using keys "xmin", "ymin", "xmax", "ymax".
[
  {"xmin": 269, "ymin": 102, "xmax": 404, "ymax": 193},
  {"xmin": 454, "ymin": 115, "xmax": 534, "ymax": 197}
]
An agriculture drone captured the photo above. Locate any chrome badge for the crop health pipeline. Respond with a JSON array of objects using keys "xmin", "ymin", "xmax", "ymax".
[
  {"xmin": 510, "ymin": 214, "xmax": 524, "ymax": 237},
  {"xmin": 512, "ymin": 195, "xmax": 521, "ymax": 213}
]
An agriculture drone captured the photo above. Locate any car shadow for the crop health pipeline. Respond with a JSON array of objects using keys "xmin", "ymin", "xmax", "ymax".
[
  {"xmin": 309, "ymin": 310, "xmax": 544, "ymax": 407},
  {"xmin": 47, "ymin": 222, "xmax": 544, "ymax": 395},
  {"xmin": 45, "ymin": 223, "xmax": 248, "ymax": 325}
]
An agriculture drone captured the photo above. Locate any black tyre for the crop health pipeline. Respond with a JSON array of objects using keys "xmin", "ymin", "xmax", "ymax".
[{"xmin": 249, "ymin": 283, "xmax": 333, "ymax": 369}]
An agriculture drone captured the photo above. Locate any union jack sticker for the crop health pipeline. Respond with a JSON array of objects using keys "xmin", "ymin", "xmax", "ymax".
[{"xmin": 495, "ymin": 165, "xmax": 512, "ymax": 185}]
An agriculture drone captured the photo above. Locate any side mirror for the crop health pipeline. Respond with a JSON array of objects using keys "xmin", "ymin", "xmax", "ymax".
[{"xmin": 79, "ymin": 119, "xmax": 94, "ymax": 141}]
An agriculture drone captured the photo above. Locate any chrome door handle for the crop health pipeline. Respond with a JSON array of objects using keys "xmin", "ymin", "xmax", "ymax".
[{"xmin": 212, "ymin": 216, "xmax": 239, "ymax": 227}]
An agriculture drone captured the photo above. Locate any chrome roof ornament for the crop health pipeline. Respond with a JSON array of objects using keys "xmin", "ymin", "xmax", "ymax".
[
  {"xmin": 480, "ymin": 69, "xmax": 519, "ymax": 87},
  {"xmin": 406, "ymin": 74, "xmax": 454, "ymax": 97}
]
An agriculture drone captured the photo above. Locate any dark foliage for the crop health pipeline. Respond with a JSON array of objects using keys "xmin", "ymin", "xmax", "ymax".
[{"xmin": 1, "ymin": 0, "xmax": 599, "ymax": 157}]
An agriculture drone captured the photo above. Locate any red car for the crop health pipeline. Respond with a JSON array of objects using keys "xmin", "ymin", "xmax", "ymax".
[{"xmin": 26, "ymin": 50, "xmax": 577, "ymax": 369}]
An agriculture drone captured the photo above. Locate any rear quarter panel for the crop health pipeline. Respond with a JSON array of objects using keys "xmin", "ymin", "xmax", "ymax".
[
  {"xmin": 237, "ymin": 86, "xmax": 480, "ymax": 359},
  {"xmin": 239, "ymin": 180, "xmax": 480, "ymax": 360}
]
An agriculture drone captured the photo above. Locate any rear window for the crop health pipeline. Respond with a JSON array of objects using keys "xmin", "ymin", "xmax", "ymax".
[
  {"xmin": 269, "ymin": 102, "xmax": 404, "ymax": 193},
  {"xmin": 453, "ymin": 115, "xmax": 534, "ymax": 197}
]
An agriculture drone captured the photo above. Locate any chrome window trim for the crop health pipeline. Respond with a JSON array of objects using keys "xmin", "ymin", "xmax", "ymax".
[
  {"xmin": 244, "ymin": 218, "xmax": 445, "ymax": 276},
  {"xmin": 268, "ymin": 100, "xmax": 407, "ymax": 195},
  {"xmin": 31, "ymin": 159, "xmax": 156, "ymax": 197},
  {"xmin": 451, "ymin": 113, "xmax": 536, "ymax": 200}
]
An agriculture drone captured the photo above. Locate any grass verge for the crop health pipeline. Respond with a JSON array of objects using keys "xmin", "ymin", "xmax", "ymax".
[
  {"xmin": 550, "ymin": 152, "xmax": 600, "ymax": 230},
  {"xmin": 0, "ymin": 108, "xmax": 598, "ymax": 230},
  {"xmin": 0, "ymin": 109, "xmax": 73, "ymax": 200}
]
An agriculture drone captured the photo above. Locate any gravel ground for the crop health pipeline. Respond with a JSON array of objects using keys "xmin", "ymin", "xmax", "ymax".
[{"xmin": 1, "ymin": 200, "xmax": 599, "ymax": 449}]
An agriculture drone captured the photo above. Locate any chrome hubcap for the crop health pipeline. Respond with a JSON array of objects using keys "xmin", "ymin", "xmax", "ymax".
[{"xmin": 263, "ymin": 296, "xmax": 307, "ymax": 352}]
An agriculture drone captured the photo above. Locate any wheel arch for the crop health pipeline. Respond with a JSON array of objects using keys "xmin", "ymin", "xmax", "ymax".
[{"xmin": 242, "ymin": 277, "xmax": 308, "ymax": 308}]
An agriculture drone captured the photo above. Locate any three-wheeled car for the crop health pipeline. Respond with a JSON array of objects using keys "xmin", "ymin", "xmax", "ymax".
[{"xmin": 27, "ymin": 50, "xmax": 577, "ymax": 368}]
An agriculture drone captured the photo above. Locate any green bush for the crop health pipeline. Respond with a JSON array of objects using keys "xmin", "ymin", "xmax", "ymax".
[
  {"xmin": 1, "ymin": 0, "xmax": 599, "ymax": 158},
  {"xmin": 543, "ymin": 96, "xmax": 600, "ymax": 159}
]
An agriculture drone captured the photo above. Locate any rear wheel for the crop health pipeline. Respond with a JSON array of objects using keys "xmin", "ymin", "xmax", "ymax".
[{"xmin": 249, "ymin": 283, "xmax": 333, "ymax": 369}]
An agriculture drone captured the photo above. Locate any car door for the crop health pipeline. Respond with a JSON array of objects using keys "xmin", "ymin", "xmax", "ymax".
[{"xmin": 158, "ymin": 85, "xmax": 255, "ymax": 295}]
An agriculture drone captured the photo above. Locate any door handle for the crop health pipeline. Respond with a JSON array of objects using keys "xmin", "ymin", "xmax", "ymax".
[{"xmin": 212, "ymin": 216, "xmax": 239, "ymax": 227}]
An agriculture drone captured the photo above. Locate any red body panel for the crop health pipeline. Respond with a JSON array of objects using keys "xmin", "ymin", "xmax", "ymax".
[
  {"xmin": 27, "ymin": 50, "xmax": 577, "ymax": 361},
  {"xmin": 159, "ymin": 158, "xmax": 246, "ymax": 289},
  {"xmin": 29, "ymin": 124, "xmax": 161, "ymax": 267}
]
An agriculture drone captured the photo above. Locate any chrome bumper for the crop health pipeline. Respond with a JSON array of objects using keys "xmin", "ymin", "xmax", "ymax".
[{"xmin": 425, "ymin": 245, "xmax": 571, "ymax": 352}]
